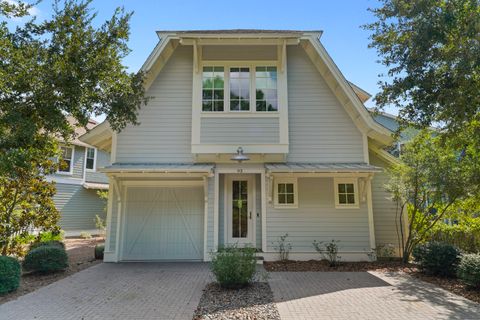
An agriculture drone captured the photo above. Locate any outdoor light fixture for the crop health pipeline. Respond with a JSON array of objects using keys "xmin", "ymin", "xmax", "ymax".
[{"xmin": 231, "ymin": 147, "xmax": 250, "ymax": 162}]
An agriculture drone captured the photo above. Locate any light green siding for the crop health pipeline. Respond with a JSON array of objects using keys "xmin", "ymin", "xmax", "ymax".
[
  {"xmin": 85, "ymin": 149, "xmax": 110, "ymax": 183},
  {"xmin": 202, "ymin": 45, "xmax": 276, "ymax": 60},
  {"xmin": 54, "ymin": 183, "xmax": 106, "ymax": 231},
  {"xmin": 370, "ymin": 152, "xmax": 402, "ymax": 254},
  {"xmin": 266, "ymin": 177, "xmax": 370, "ymax": 252},
  {"xmin": 286, "ymin": 46, "xmax": 365, "ymax": 162},
  {"xmin": 200, "ymin": 117, "xmax": 280, "ymax": 144},
  {"xmin": 116, "ymin": 45, "xmax": 194, "ymax": 163}
]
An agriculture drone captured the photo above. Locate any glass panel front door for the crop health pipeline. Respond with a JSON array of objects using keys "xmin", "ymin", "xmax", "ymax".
[{"xmin": 232, "ymin": 180, "xmax": 248, "ymax": 238}]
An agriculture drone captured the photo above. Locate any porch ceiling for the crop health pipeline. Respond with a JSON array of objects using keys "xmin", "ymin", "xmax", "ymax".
[{"xmin": 265, "ymin": 163, "xmax": 382, "ymax": 173}]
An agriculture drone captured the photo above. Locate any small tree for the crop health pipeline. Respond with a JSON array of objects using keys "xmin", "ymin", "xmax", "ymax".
[{"xmin": 387, "ymin": 131, "xmax": 471, "ymax": 263}]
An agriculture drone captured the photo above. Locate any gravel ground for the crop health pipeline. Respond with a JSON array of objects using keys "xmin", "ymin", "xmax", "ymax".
[
  {"xmin": 193, "ymin": 282, "xmax": 280, "ymax": 320},
  {"xmin": 0, "ymin": 237, "xmax": 103, "ymax": 305}
]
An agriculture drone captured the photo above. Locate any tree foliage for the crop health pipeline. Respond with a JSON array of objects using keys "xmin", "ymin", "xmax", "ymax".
[
  {"xmin": 387, "ymin": 131, "xmax": 474, "ymax": 262},
  {"xmin": 365, "ymin": 0, "xmax": 480, "ymax": 135}
]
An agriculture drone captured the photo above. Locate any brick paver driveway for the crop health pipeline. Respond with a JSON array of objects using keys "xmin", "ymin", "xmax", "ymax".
[
  {"xmin": 269, "ymin": 271, "xmax": 480, "ymax": 320},
  {"xmin": 0, "ymin": 263, "xmax": 210, "ymax": 320}
]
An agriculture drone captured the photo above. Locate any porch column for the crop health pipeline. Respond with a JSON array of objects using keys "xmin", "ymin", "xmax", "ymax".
[
  {"xmin": 366, "ymin": 175, "xmax": 376, "ymax": 251},
  {"xmin": 261, "ymin": 171, "xmax": 267, "ymax": 252},
  {"xmin": 113, "ymin": 178, "xmax": 123, "ymax": 262}
]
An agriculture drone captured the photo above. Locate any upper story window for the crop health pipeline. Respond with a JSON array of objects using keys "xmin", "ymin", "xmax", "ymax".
[
  {"xmin": 58, "ymin": 146, "xmax": 73, "ymax": 174},
  {"xmin": 255, "ymin": 66, "xmax": 277, "ymax": 112},
  {"xmin": 85, "ymin": 147, "xmax": 96, "ymax": 171},
  {"xmin": 202, "ymin": 67, "xmax": 224, "ymax": 111},
  {"xmin": 334, "ymin": 178, "xmax": 359, "ymax": 209},
  {"xmin": 202, "ymin": 64, "xmax": 278, "ymax": 113}
]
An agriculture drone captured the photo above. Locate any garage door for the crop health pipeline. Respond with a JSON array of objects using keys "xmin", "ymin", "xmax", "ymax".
[{"xmin": 122, "ymin": 185, "xmax": 204, "ymax": 260}]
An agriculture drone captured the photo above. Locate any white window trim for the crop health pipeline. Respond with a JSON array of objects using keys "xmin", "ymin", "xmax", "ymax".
[
  {"xmin": 85, "ymin": 147, "xmax": 97, "ymax": 172},
  {"xmin": 200, "ymin": 61, "xmax": 279, "ymax": 115},
  {"xmin": 57, "ymin": 145, "xmax": 75, "ymax": 175},
  {"xmin": 273, "ymin": 177, "xmax": 298, "ymax": 209},
  {"xmin": 334, "ymin": 177, "xmax": 359, "ymax": 209}
]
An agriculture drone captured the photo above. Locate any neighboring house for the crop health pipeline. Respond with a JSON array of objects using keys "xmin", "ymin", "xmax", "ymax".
[
  {"xmin": 48, "ymin": 118, "xmax": 110, "ymax": 236},
  {"xmin": 80, "ymin": 29, "xmax": 405, "ymax": 262}
]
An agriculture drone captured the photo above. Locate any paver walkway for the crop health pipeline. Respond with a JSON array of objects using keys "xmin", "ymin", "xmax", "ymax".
[
  {"xmin": 0, "ymin": 262, "xmax": 211, "ymax": 320},
  {"xmin": 269, "ymin": 271, "xmax": 480, "ymax": 320}
]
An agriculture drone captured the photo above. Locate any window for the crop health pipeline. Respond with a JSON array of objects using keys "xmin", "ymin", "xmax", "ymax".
[
  {"xmin": 274, "ymin": 178, "xmax": 298, "ymax": 208},
  {"xmin": 334, "ymin": 178, "xmax": 359, "ymax": 208},
  {"xmin": 255, "ymin": 66, "xmax": 277, "ymax": 111},
  {"xmin": 85, "ymin": 147, "xmax": 96, "ymax": 171},
  {"xmin": 202, "ymin": 66, "xmax": 224, "ymax": 111},
  {"xmin": 58, "ymin": 146, "xmax": 73, "ymax": 174},
  {"xmin": 229, "ymin": 67, "xmax": 250, "ymax": 111}
]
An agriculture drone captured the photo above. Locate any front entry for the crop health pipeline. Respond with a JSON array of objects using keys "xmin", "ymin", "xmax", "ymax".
[{"xmin": 225, "ymin": 175, "xmax": 255, "ymax": 245}]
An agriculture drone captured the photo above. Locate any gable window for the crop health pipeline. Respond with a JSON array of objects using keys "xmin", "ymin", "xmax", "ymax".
[
  {"xmin": 274, "ymin": 178, "xmax": 298, "ymax": 208},
  {"xmin": 255, "ymin": 66, "xmax": 277, "ymax": 111},
  {"xmin": 202, "ymin": 66, "xmax": 225, "ymax": 111},
  {"xmin": 58, "ymin": 146, "xmax": 73, "ymax": 174},
  {"xmin": 334, "ymin": 178, "xmax": 359, "ymax": 208},
  {"xmin": 229, "ymin": 67, "xmax": 250, "ymax": 111},
  {"xmin": 85, "ymin": 147, "xmax": 96, "ymax": 171}
]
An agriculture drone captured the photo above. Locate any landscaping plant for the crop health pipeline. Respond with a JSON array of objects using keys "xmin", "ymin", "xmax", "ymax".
[
  {"xmin": 412, "ymin": 242, "xmax": 461, "ymax": 277},
  {"xmin": 313, "ymin": 240, "xmax": 341, "ymax": 267},
  {"xmin": 23, "ymin": 245, "xmax": 68, "ymax": 274},
  {"xmin": 457, "ymin": 254, "xmax": 480, "ymax": 289},
  {"xmin": 95, "ymin": 244, "xmax": 105, "ymax": 260},
  {"xmin": 273, "ymin": 233, "xmax": 292, "ymax": 261},
  {"xmin": 0, "ymin": 256, "xmax": 21, "ymax": 295},
  {"xmin": 30, "ymin": 240, "xmax": 65, "ymax": 251},
  {"xmin": 210, "ymin": 245, "xmax": 257, "ymax": 289}
]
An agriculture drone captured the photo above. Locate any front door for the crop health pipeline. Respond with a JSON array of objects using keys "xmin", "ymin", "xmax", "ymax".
[{"xmin": 226, "ymin": 175, "xmax": 255, "ymax": 245}]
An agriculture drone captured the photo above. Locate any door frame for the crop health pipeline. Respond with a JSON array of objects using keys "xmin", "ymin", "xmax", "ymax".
[{"xmin": 224, "ymin": 174, "xmax": 256, "ymax": 246}]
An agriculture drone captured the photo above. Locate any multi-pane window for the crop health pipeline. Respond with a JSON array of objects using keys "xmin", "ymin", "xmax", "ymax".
[
  {"xmin": 202, "ymin": 67, "xmax": 224, "ymax": 111},
  {"xmin": 274, "ymin": 178, "xmax": 297, "ymax": 208},
  {"xmin": 86, "ymin": 147, "xmax": 95, "ymax": 170},
  {"xmin": 335, "ymin": 179, "xmax": 358, "ymax": 208},
  {"xmin": 58, "ymin": 146, "xmax": 73, "ymax": 173},
  {"xmin": 229, "ymin": 67, "xmax": 250, "ymax": 111},
  {"xmin": 255, "ymin": 66, "xmax": 277, "ymax": 112}
]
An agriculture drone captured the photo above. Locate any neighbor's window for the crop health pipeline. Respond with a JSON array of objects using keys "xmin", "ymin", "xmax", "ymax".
[
  {"xmin": 255, "ymin": 66, "xmax": 277, "ymax": 112},
  {"xmin": 274, "ymin": 178, "xmax": 298, "ymax": 208},
  {"xmin": 202, "ymin": 66, "xmax": 224, "ymax": 111},
  {"xmin": 229, "ymin": 67, "xmax": 250, "ymax": 111},
  {"xmin": 334, "ymin": 178, "xmax": 358, "ymax": 208},
  {"xmin": 85, "ymin": 147, "xmax": 96, "ymax": 170},
  {"xmin": 58, "ymin": 146, "xmax": 73, "ymax": 174}
]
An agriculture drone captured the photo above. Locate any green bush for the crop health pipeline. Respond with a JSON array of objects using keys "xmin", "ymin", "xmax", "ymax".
[
  {"xmin": 94, "ymin": 244, "xmax": 104, "ymax": 260},
  {"xmin": 0, "ymin": 256, "xmax": 21, "ymax": 295},
  {"xmin": 38, "ymin": 230, "xmax": 64, "ymax": 243},
  {"xmin": 412, "ymin": 242, "xmax": 461, "ymax": 277},
  {"xmin": 210, "ymin": 245, "xmax": 257, "ymax": 289},
  {"xmin": 29, "ymin": 240, "xmax": 65, "ymax": 251},
  {"xmin": 23, "ymin": 245, "xmax": 68, "ymax": 273},
  {"xmin": 457, "ymin": 254, "xmax": 480, "ymax": 289}
]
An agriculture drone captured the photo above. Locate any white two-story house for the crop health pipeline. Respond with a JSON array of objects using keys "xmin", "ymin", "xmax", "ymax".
[{"xmin": 80, "ymin": 29, "xmax": 405, "ymax": 262}]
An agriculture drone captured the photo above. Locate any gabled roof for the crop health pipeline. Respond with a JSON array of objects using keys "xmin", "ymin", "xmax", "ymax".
[
  {"xmin": 80, "ymin": 29, "xmax": 394, "ymax": 149},
  {"xmin": 60, "ymin": 116, "xmax": 98, "ymax": 148}
]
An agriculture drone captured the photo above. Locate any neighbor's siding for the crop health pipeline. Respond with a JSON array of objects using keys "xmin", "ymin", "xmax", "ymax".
[
  {"xmin": 370, "ymin": 152, "xmax": 402, "ymax": 254},
  {"xmin": 200, "ymin": 117, "xmax": 280, "ymax": 144},
  {"xmin": 286, "ymin": 46, "xmax": 365, "ymax": 162},
  {"xmin": 54, "ymin": 183, "xmax": 106, "ymax": 231},
  {"xmin": 202, "ymin": 45, "xmax": 277, "ymax": 61},
  {"xmin": 266, "ymin": 177, "xmax": 370, "ymax": 252},
  {"xmin": 116, "ymin": 45, "xmax": 194, "ymax": 163},
  {"xmin": 85, "ymin": 149, "xmax": 110, "ymax": 183}
]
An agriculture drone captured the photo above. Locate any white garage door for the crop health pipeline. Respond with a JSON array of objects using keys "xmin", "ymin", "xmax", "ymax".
[{"xmin": 122, "ymin": 185, "xmax": 204, "ymax": 260}]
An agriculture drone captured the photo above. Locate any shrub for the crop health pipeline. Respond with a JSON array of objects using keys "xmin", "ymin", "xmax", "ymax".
[
  {"xmin": 313, "ymin": 240, "xmax": 341, "ymax": 267},
  {"xmin": 0, "ymin": 256, "xmax": 21, "ymax": 295},
  {"xmin": 457, "ymin": 254, "xmax": 480, "ymax": 289},
  {"xmin": 210, "ymin": 245, "xmax": 257, "ymax": 289},
  {"xmin": 23, "ymin": 245, "xmax": 68, "ymax": 273},
  {"xmin": 29, "ymin": 240, "xmax": 65, "ymax": 251},
  {"xmin": 412, "ymin": 242, "xmax": 460, "ymax": 277},
  {"xmin": 80, "ymin": 231, "xmax": 92, "ymax": 239},
  {"xmin": 38, "ymin": 230, "xmax": 64, "ymax": 243},
  {"xmin": 94, "ymin": 244, "xmax": 104, "ymax": 260},
  {"xmin": 272, "ymin": 233, "xmax": 292, "ymax": 261}
]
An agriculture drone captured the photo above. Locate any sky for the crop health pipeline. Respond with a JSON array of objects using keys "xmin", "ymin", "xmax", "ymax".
[{"xmin": 9, "ymin": 0, "xmax": 397, "ymax": 115}]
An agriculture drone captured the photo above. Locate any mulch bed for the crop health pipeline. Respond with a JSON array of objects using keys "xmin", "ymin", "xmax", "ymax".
[
  {"xmin": 193, "ymin": 282, "xmax": 280, "ymax": 320},
  {"xmin": 264, "ymin": 259, "xmax": 480, "ymax": 304},
  {"xmin": 0, "ymin": 237, "xmax": 103, "ymax": 305}
]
